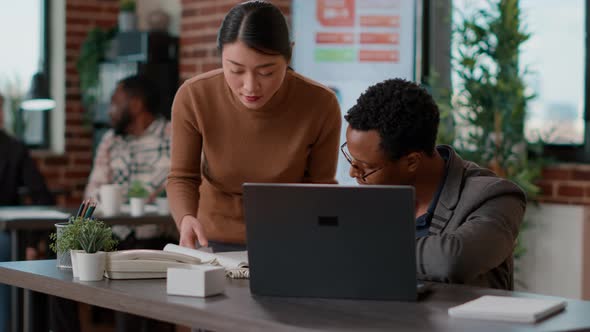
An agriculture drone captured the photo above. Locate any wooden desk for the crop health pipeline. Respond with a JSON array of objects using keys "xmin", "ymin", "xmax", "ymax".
[
  {"xmin": 0, "ymin": 206, "xmax": 175, "ymax": 332},
  {"xmin": 1, "ymin": 260, "xmax": 590, "ymax": 331}
]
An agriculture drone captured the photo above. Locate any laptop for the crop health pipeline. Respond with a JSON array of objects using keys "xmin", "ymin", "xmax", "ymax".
[{"xmin": 243, "ymin": 183, "xmax": 421, "ymax": 301}]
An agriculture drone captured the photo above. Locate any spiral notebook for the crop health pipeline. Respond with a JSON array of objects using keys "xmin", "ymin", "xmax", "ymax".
[{"xmin": 448, "ymin": 295, "xmax": 567, "ymax": 323}]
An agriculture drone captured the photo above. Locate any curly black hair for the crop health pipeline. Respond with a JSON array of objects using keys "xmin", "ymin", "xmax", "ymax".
[
  {"xmin": 344, "ymin": 78, "xmax": 440, "ymax": 161},
  {"xmin": 119, "ymin": 75, "xmax": 160, "ymax": 116}
]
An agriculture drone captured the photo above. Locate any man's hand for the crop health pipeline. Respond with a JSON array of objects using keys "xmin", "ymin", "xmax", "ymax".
[{"xmin": 179, "ymin": 215, "xmax": 208, "ymax": 249}]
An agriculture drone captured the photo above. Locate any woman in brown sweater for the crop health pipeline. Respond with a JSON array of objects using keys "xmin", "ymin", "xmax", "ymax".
[{"xmin": 167, "ymin": 1, "xmax": 342, "ymax": 251}]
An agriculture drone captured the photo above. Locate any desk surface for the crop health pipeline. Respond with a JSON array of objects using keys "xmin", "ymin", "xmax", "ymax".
[
  {"xmin": 0, "ymin": 206, "xmax": 173, "ymax": 230},
  {"xmin": 1, "ymin": 260, "xmax": 589, "ymax": 331}
]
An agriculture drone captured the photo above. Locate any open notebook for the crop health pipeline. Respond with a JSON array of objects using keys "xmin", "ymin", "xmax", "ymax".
[
  {"xmin": 448, "ymin": 295, "xmax": 567, "ymax": 323},
  {"xmin": 163, "ymin": 244, "xmax": 249, "ymax": 279}
]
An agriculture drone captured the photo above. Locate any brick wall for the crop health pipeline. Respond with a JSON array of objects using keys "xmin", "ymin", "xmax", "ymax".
[
  {"xmin": 32, "ymin": 0, "xmax": 119, "ymax": 206},
  {"xmin": 179, "ymin": 0, "xmax": 292, "ymax": 81},
  {"xmin": 537, "ymin": 165, "xmax": 590, "ymax": 205}
]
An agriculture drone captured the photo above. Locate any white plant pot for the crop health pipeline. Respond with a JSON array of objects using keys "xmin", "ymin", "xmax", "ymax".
[
  {"xmin": 118, "ymin": 12, "xmax": 137, "ymax": 32},
  {"xmin": 156, "ymin": 197, "xmax": 169, "ymax": 215},
  {"xmin": 77, "ymin": 252, "xmax": 106, "ymax": 281},
  {"xmin": 130, "ymin": 197, "xmax": 145, "ymax": 217},
  {"xmin": 70, "ymin": 249, "xmax": 84, "ymax": 278}
]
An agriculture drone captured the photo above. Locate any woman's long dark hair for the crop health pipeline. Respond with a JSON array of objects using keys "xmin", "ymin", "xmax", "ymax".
[{"xmin": 217, "ymin": 1, "xmax": 292, "ymax": 61}]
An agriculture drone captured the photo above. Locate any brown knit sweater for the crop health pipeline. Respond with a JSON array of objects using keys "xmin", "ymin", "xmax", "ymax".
[{"xmin": 167, "ymin": 69, "xmax": 341, "ymax": 244}]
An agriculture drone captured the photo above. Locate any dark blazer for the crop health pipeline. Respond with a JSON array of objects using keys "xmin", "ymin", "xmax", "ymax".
[
  {"xmin": 0, "ymin": 130, "xmax": 54, "ymax": 205},
  {"xmin": 416, "ymin": 145, "xmax": 526, "ymax": 290}
]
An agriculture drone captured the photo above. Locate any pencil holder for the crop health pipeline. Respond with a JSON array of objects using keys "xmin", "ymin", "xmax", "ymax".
[{"xmin": 54, "ymin": 222, "xmax": 72, "ymax": 269}]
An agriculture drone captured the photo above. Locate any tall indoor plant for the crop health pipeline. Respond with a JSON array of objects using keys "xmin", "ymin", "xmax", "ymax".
[
  {"xmin": 435, "ymin": 0, "xmax": 546, "ymax": 261},
  {"xmin": 452, "ymin": 0, "xmax": 543, "ymax": 194}
]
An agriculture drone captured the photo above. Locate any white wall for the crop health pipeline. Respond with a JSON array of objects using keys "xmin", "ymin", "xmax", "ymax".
[
  {"xmin": 136, "ymin": 0, "xmax": 181, "ymax": 36},
  {"xmin": 515, "ymin": 203, "xmax": 585, "ymax": 299}
]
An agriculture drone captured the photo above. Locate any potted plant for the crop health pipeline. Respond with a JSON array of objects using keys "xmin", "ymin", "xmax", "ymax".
[
  {"xmin": 76, "ymin": 218, "xmax": 118, "ymax": 281},
  {"xmin": 51, "ymin": 217, "xmax": 117, "ymax": 279},
  {"xmin": 433, "ymin": 0, "xmax": 547, "ymax": 267},
  {"xmin": 119, "ymin": 0, "xmax": 137, "ymax": 32},
  {"xmin": 156, "ymin": 189, "xmax": 169, "ymax": 215},
  {"xmin": 128, "ymin": 180, "xmax": 149, "ymax": 217}
]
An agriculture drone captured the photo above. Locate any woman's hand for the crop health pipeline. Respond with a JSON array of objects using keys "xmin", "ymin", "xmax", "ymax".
[{"xmin": 179, "ymin": 215, "xmax": 208, "ymax": 249}]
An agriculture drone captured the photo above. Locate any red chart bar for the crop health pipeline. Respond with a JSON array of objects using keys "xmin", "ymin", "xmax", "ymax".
[{"xmin": 359, "ymin": 50, "xmax": 400, "ymax": 62}]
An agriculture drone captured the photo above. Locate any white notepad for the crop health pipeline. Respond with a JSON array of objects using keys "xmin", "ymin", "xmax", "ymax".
[{"xmin": 448, "ymin": 295, "xmax": 567, "ymax": 323}]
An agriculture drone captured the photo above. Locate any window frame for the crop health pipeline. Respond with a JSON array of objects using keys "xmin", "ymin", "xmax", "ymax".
[
  {"xmin": 24, "ymin": 0, "xmax": 52, "ymax": 150},
  {"xmin": 540, "ymin": 0, "xmax": 590, "ymax": 162},
  {"xmin": 425, "ymin": 0, "xmax": 588, "ymax": 162}
]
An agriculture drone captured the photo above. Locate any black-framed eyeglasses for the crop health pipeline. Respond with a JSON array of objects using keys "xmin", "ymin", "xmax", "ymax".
[{"xmin": 340, "ymin": 142, "xmax": 385, "ymax": 181}]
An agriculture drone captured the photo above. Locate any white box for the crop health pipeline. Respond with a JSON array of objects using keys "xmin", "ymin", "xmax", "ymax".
[{"xmin": 167, "ymin": 265, "xmax": 226, "ymax": 297}]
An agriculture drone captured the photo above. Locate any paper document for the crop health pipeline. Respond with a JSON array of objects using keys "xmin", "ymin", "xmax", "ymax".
[{"xmin": 448, "ymin": 295, "xmax": 567, "ymax": 323}]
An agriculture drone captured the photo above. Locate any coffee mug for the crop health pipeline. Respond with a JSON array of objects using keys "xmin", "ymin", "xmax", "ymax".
[{"xmin": 99, "ymin": 184, "xmax": 122, "ymax": 217}]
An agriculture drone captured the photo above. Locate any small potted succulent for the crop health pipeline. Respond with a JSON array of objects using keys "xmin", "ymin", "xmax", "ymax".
[
  {"xmin": 118, "ymin": 0, "xmax": 137, "ymax": 32},
  {"xmin": 76, "ymin": 218, "xmax": 118, "ymax": 281},
  {"xmin": 128, "ymin": 180, "xmax": 149, "ymax": 217},
  {"xmin": 156, "ymin": 189, "xmax": 169, "ymax": 215}
]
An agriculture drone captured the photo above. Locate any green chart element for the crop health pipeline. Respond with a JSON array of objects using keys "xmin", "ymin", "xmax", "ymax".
[{"xmin": 314, "ymin": 48, "xmax": 356, "ymax": 62}]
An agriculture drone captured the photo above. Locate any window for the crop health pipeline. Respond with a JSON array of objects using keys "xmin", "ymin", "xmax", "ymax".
[
  {"xmin": 0, "ymin": 0, "xmax": 50, "ymax": 148},
  {"xmin": 452, "ymin": 0, "xmax": 588, "ymax": 160},
  {"xmin": 521, "ymin": 0, "xmax": 586, "ymax": 145}
]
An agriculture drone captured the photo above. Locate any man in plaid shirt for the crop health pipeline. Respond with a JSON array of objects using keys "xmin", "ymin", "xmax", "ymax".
[
  {"xmin": 51, "ymin": 75, "xmax": 176, "ymax": 332},
  {"xmin": 85, "ymin": 75, "xmax": 172, "ymax": 241}
]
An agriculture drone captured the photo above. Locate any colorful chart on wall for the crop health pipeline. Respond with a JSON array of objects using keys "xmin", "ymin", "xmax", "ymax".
[
  {"xmin": 292, "ymin": 0, "xmax": 417, "ymax": 83},
  {"xmin": 292, "ymin": 0, "xmax": 418, "ymax": 184}
]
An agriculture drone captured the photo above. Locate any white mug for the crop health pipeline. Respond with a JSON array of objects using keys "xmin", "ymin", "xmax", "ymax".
[{"xmin": 99, "ymin": 184, "xmax": 122, "ymax": 217}]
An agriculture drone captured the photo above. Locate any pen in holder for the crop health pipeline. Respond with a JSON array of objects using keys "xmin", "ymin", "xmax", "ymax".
[{"xmin": 50, "ymin": 199, "xmax": 98, "ymax": 269}]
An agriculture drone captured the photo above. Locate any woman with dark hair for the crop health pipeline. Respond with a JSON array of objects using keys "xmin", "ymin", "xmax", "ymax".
[{"xmin": 167, "ymin": 1, "xmax": 341, "ymax": 251}]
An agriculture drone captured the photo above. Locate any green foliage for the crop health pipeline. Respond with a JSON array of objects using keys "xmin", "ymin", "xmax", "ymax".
[
  {"xmin": 431, "ymin": 0, "xmax": 551, "ymax": 261},
  {"xmin": 78, "ymin": 219, "xmax": 118, "ymax": 254},
  {"xmin": 50, "ymin": 218, "xmax": 83, "ymax": 254},
  {"xmin": 76, "ymin": 27, "xmax": 117, "ymax": 116},
  {"xmin": 452, "ymin": 0, "xmax": 541, "ymax": 188},
  {"xmin": 120, "ymin": 0, "xmax": 136, "ymax": 12},
  {"xmin": 128, "ymin": 180, "xmax": 149, "ymax": 198},
  {"xmin": 425, "ymin": 72, "xmax": 455, "ymax": 146},
  {"xmin": 50, "ymin": 217, "xmax": 117, "ymax": 254},
  {"xmin": 449, "ymin": 0, "xmax": 548, "ymax": 199}
]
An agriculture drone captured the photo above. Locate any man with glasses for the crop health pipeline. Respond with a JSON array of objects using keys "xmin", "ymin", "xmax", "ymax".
[{"xmin": 342, "ymin": 78, "xmax": 526, "ymax": 290}]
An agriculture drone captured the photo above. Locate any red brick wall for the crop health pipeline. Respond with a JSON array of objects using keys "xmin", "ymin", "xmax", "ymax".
[
  {"xmin": 32, "ymin": 0, "xmax": 119, "ymax": 207},
  {"xmin": 179, "ymin": 0, "xmax": 292, "ymax": 81},
  {"xmin": 537, "ymin": 165, "xmax": 590, "ymax": 205}
]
